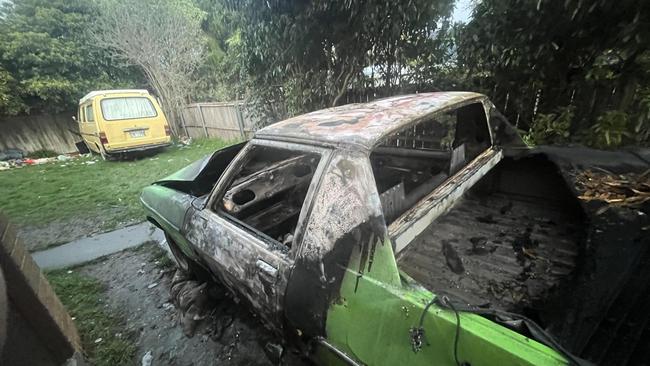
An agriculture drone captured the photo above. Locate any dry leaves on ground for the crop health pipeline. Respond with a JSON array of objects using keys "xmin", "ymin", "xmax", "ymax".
[{"xmin": 575, "ymin": 169, "xmax": 650, "ymax": 209}]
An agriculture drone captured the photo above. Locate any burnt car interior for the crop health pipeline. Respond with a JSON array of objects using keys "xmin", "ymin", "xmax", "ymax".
[
  {"xmin": 369, "ymin": 102, "xmax": 590, "ymax": 341},
  {"xmin": 371, "ymin": 102, "xmax": 491, "ymax": 223},
  {"xmin": 395, "ymin": 155, "xmax": 587, "ymax": 340},
  {"xmin": 218, "ymin": 145, "xmax": 320, "ymax": 248}
]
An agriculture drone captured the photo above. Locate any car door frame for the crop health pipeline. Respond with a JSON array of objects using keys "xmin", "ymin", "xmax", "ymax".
[{"xmin": 189, "ymin": 138, "xmax": 332, "ymax": 329}]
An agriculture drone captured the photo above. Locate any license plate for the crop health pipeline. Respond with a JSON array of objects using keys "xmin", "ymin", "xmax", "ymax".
[{"xmin": 129, "ymin": 130, "xmax": 146, "ymax": 138}]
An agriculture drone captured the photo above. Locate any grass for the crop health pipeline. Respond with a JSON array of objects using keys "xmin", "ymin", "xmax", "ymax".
[
  {"xmin": 0, "ymin": 138, "xmax": 233, "ymax": 230},
  {"xmin": 47, "ymin": 270, "xmax": 136, "ymax": 366}
]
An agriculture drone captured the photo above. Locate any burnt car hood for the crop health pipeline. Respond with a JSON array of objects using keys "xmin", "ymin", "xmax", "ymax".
[{"xmin": 154, "ymin": 142, "xmax": 246, "ymax": 196}]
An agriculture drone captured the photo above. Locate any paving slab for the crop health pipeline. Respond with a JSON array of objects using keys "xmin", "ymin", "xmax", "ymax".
[{"xmin": 33, "ymin": 222, "xmax": 165, "ymax": 269}]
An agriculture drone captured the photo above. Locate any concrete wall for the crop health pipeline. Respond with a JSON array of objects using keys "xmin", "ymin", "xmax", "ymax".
[{"xmin": 0, "ymin": 113, "xmax": 79, "ymax": 154}]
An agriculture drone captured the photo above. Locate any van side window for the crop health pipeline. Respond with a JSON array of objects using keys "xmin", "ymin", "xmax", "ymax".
[
  {"xmin": 85, "ymin": 105, "xmax": 95, "ymax": 122},
  {"xmin": 80, "ymin": 107, "xmax": 86, "ymax": 123}
]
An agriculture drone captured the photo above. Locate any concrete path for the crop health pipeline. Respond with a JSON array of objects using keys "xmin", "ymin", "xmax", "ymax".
[{"xmin": 33, "ymin": 222, "xmax": 166, "ymax": 269}]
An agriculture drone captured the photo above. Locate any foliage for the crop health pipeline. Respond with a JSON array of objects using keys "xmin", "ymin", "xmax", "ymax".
[
  {"xmin": 93, "ymin": 0, "xmax": 206, "ymax": 134},
  {"xmin": 458, "ymin": 0, "xmax": 649, "ymax": 88},
  {"xmin": 0, "ymin": 0, "xmax": 140, "ymax": 115},
  {"xmin": 47, "ymin": 270, "xmax": 136, "ymax": 366},
  {"xmin": 193, "ymin": 1, "xmax": 247, "ymax": 102},
  {"xmin": 525, "ymin": 106, "xmax": 574, "ymax": 145},
  {"xmin": 457, "ymin": 0, "xmax": 650, "ymax": 147},
  {"xmin": 587, "ymin": 111, "xmax": 631, "ymax": 149},
  {"xmin": 224, "ymin": 0, "xmax": 455, "ymax": 124},
  {"xmin": 27, "ymin": 149, "xmax": 58, "ymax": 158}
]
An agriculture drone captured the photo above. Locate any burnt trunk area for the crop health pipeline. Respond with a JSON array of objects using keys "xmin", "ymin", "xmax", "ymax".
[
  {"xmin": 396, "ymin": 154, "xmax": 650, "ymax": 364},
  {"xmin": 397, "ymin": 156, "xmax": 586, "ymax": 329}
]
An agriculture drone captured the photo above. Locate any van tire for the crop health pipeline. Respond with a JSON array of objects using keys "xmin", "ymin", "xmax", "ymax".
[{"xmin": 75, "ymin": 141, "xmax": 90, "ymax": 154}]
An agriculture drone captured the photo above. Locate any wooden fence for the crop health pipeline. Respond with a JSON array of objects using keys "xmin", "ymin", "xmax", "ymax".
[{"xmin": 180, "ymin": 101, "xmax": 256, "ymax": 140}]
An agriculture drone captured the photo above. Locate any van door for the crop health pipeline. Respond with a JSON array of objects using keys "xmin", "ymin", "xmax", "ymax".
[{"xmin": 78, "ymin": 104, "xmax": 98, "ymax": 153}]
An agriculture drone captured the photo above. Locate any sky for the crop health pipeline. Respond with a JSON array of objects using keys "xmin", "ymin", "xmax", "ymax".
[{"xmin": 452, "ymin": 0, "xmax": 475, "ymax": 24}]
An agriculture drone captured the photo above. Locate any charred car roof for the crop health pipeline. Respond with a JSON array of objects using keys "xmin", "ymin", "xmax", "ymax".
[{"xmin": 255, "ymin": 91, "xmax": 484, "ymax": 149}]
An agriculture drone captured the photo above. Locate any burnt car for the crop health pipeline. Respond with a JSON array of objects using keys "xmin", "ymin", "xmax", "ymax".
[{"xmin": 141, "ymin": 92, "xmax": 650, "ymax": 366}]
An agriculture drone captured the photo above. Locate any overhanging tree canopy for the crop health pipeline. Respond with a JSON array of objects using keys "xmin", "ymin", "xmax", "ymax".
[
  {"xmin": 227, "ymin": 0, "xmax": 455, "ymax": 123},
  {"xmin": 0, "ymin": 0, "xmax": 138, "ymax": 115}
]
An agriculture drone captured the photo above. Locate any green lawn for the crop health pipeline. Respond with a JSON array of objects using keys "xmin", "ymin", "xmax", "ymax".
[
  {"xmin": 47, "ymin": 269, "xmax": 136, "ymax": 366},
  {"xmin": 0, "ymin": 138, "xmax": 232, "ymax": 229}
]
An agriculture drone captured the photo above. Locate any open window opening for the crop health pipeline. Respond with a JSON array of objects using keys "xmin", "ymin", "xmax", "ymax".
[
  {"xmin": 218, "ymin": 145, "xmax": 321, "ymax": 248},
  {"xmin": 371, "ymin": 102, "xmax": 491, "ymax": 223}
]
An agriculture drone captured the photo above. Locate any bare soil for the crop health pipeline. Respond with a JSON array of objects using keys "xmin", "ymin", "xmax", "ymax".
[{"xmin": 77, "ymin": 244, "xmax": 292, "ymax": 366}]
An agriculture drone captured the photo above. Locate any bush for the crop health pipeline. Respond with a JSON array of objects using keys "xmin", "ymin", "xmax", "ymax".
[
  {"xmin": 27, "ymin": 149, "xmax": 58, "ymax": 158},
  {"xmin": 525, "ymin": 106, "xmax": 574, "ymax": 145},
  {"xmin": 587, "ymin": 110, "xmax": 631, "ymax": 149}
]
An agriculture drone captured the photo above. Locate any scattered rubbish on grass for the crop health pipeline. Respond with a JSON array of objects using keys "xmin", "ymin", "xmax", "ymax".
[
  {"xmin": 178, "ymin": 136, "xmax": 192, "ymax": 146},
  {"xmin": 0, "ymin": 150, "xmax": 95, "ymax": 170},
  {"xmin": 141, "ymin": 350, "xmax": 153, "ymax": 366},
  {"xmin": 94, "ymin": 338, "xmax": 103, "ymax": 343},
  {"xmin": 0, "ymin": 148, "xmax": 25, "ymax": 161},
  {"xmin": 147, "ymin": 283, "xmax": 158, "ymax": 289}
]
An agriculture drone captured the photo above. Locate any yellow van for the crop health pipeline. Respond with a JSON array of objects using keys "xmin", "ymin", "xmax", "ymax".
[{"xmin": 76, "ymin": 89, "xmax": 172, "ymax": 159}]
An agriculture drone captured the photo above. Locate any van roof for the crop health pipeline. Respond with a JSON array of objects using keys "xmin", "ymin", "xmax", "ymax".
[{"xmin": 79, "ymin": 89, "xmax": 150, "ymax": 104}]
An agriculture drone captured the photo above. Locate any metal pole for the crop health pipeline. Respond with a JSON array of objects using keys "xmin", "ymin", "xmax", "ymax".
[{"xmin": 235, "ymin": 102, "xmax": 246, "ymax": 140}]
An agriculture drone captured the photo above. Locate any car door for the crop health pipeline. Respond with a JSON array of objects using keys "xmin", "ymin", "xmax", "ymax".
[{"xmin": 184, "ymin": 139, "xmax": 329, "ymax": 328}]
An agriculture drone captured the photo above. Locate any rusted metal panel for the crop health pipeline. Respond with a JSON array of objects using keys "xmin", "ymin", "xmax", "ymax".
[{"xmin": 256, "ymin": 92, "xmax": 485, "ymax": 149}]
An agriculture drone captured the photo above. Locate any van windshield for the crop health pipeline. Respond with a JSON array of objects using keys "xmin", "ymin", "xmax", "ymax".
[{"xmin": 100, "ymin": 97, "xmax": 157, "ymax": 121}]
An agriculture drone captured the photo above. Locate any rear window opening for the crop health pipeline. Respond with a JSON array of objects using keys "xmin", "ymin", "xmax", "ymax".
[
  {"xmin": 219, "ymin": 145, "xmax": 321, "ymax": 248},
  {"xmin": 101, "ymin": 97, "xmax": 157, "ymax": 121},
  {"xmin": 371, "ymin": 102, "xmax": 491, "ymax": 224}
]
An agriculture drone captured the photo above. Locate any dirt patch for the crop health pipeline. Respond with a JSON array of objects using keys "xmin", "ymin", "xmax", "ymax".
[{"xmin": 77, "ymin": 244, "xmax": 298, "ymax": 365}]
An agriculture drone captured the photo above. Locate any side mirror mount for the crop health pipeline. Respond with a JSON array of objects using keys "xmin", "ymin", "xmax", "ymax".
[{"xmin": 191, "ymin": 195, "xmax": 207, "ymax": 210}]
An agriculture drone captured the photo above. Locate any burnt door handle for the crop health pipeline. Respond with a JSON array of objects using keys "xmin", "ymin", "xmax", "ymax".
[{"xmin": 256, "ymin": 259, "xmax": 278, "ymax": 278}]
